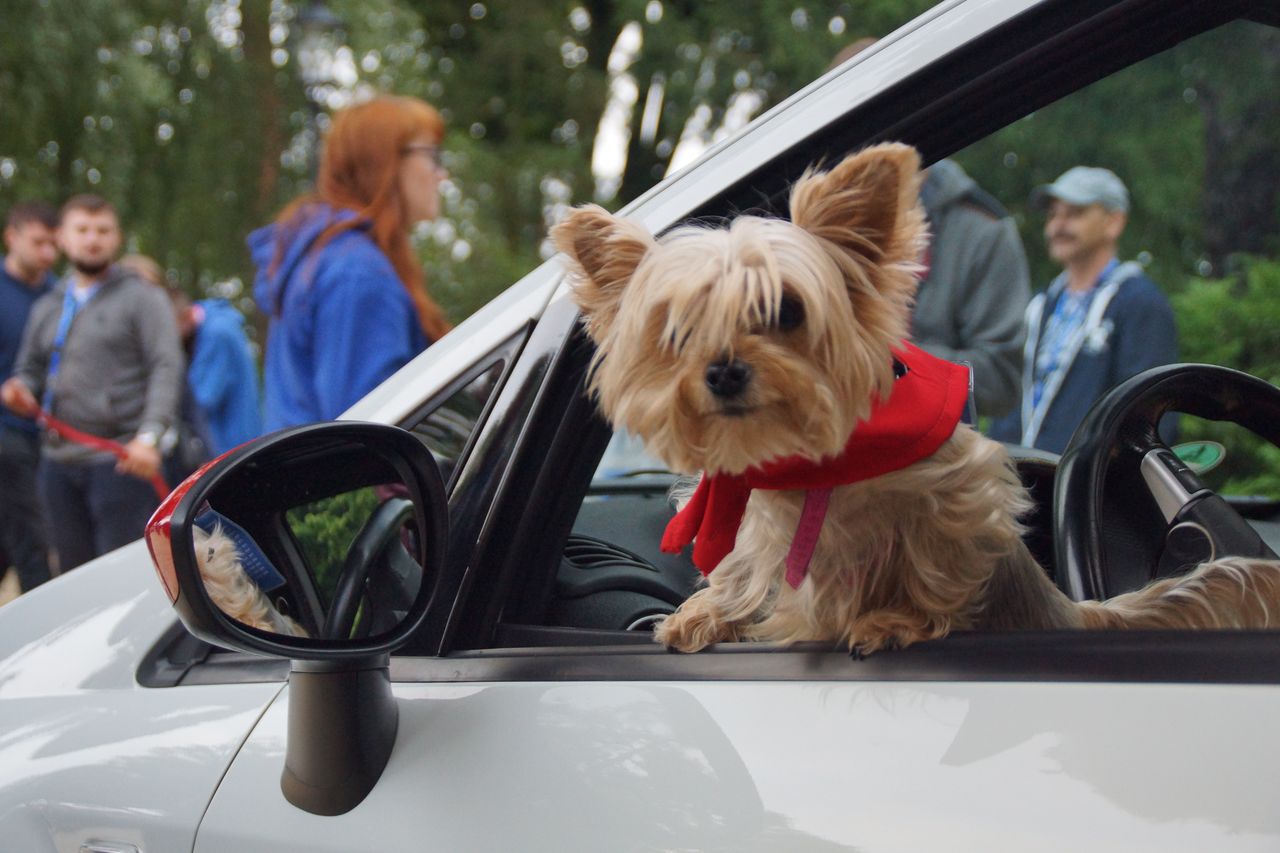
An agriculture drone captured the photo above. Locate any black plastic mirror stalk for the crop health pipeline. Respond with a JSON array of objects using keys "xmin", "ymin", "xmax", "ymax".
[{"xmin": 281, "ymin": 655, "xmax": 398, "ymax": 816}]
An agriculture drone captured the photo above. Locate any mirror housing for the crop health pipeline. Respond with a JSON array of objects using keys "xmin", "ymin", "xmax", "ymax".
[
  {"xmin": 147, "ymin": 421, "xmax": 447, "ymax": 659},
  {"xmin": 145, "ymin": 421, "xmax": 449, "ymax": 816}
]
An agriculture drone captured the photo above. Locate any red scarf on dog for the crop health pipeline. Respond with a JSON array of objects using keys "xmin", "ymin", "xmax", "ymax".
[{"xmin": 660, "ymin": 342, "xmax": 970, "ymax": 587}]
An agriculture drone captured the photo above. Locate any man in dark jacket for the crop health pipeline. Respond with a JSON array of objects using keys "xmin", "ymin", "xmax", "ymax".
[
  {"xmin": 1, "ymin": 195, "xmax": 184, "ymax": 571},
  {"xmin": 0, "ymin": 202, "xmax": 59, "ymax": 591},
  {"xmin": 914, "ymin": 159, "xmax": 1031, "ymax": 419},
  {"xmin": 989, "ymin": 167, "xmax": 1177, "ymax": 454}
]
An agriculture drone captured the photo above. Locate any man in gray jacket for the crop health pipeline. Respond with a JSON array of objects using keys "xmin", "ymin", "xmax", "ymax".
[
  {"xmin": 913, "ymin": 159, "xmax": 1031, "ymax": 420},
  {"xmin": 1, "ymin": 195, "xmax": 184, "ymax": 571},
  {"xmin": 829, "ymin": 40, "xmax": 1029, "ymax": 418}
]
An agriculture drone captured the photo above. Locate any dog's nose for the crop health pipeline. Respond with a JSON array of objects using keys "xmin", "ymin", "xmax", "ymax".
[{"xmin": 705, "ymin": 358, "xmax": 752, "ymax": 398}]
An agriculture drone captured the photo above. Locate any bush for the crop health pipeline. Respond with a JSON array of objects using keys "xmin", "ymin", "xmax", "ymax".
[
  {"xmin": 1172, "ymin": 257, "xmax": 1280, "ymax": 498},
  {"xmin": 286, "ymin": 487, "xmax": 381, "ymax": 604}
]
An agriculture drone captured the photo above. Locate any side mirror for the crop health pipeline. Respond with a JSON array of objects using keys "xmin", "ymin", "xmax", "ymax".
[{"xmin": 145, "ymin": 421, "xmax": 448, "ymax": 816}]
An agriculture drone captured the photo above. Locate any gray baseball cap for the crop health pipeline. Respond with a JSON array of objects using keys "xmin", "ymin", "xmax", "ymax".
[{"xmin": 1031, "ymin": 166, "xmax": 1129, "ymax": 212}]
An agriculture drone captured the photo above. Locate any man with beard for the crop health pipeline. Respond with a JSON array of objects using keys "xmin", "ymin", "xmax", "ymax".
[
  {"xmin": 0, "ymin": 202, "xmax": 59, "ymax": 592},
  {"xmin": 1, "ymin": 195, "xmax": 183, "ymax": 571},
  {"xmin": 990, "ymin": 167, "xmax": 1177, "ymax": 453}
]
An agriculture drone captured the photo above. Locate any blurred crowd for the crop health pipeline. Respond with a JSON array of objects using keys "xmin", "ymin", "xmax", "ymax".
[{"xmin": 0, "ymin": 95, "xmax": 450, "ymax": 593}]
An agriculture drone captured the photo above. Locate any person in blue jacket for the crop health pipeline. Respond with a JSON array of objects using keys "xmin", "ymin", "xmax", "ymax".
[
  {"xmin": 990, "ymin": 166, "xmax": 1178, "ymax": 454},
  {"xmin": 177, "ymin": 294, "xmax": 262, "ymax": 454},
  {"xmin": 248, "ymin": 95, "xmax": 452, "ymax": 431},
  {"xmin": 119, "ymin": 253, "xmax": 261, "ymax": 463}
]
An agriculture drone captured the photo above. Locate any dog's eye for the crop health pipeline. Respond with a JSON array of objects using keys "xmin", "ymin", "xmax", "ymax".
[{"xmin": 776, "ymin": 295, "xmax": 805, "ymax": 331}]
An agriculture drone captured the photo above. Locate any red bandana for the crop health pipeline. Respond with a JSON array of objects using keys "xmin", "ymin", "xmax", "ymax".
[{"xmin": 660, "ymin": 342, "xmax": 970, "ymax": 586}]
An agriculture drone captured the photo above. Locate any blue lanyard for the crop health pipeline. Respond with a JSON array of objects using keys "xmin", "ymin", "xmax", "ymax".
[
  {"xmin": 43, "ymin": 281, "xmax": 100, "ymax": 408},
  {"xmin": 1031, "ymin": 260, "xmax": 1119, "ymax": 403}
]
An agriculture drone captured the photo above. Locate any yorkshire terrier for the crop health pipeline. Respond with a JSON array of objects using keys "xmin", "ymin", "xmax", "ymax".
[
  {"xmin": 195, "ymin": 524, "xmax": 309, "ymax": 637},
  {"xmin": 553, "ymin": 143, "xmax": 1280, "ymax": 654}
]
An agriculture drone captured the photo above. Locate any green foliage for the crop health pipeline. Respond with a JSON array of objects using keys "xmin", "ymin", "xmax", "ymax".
[
  {"xmin": 0, "ymin": 0, "xmax": 314, "ymax": 342},
  {"xmin": 1172, "ymin": 258, "xmax": 1280, "ymax": 499},
  {"xmin": 286, "ymin": 486, "xmax": 380, "ymax": 603},
  {"xmin": 1175, "ymin": 259, "xmax": 1280, "ymax": 387},
  {"xmin": 957, "ymin": 20, "xmax": 1279, "ymax": 298}
]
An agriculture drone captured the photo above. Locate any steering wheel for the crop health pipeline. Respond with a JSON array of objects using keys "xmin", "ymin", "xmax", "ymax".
[
  {"xmin": 322, "ymin": 498, "xmax": 417, "ymax": 639},
  {"xmin": 1054, "ymin": 364, "xmax": 1280, "ymax": 602}
]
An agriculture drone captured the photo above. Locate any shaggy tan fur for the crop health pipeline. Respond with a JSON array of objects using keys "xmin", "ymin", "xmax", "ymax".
[
  {"xmin": 553, "ymin": 142, "xmax": 1280, "ymax": 654},
  {"xmin": 195, "ymin": 525, "xmax": 309, "ymax": 637}
]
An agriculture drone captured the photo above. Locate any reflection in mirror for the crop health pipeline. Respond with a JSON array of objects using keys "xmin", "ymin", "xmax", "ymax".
[
  {"xmin": 194, "ymin": 517, "xmax": 309, "ymax": 636},
  {"xmin": 190, "ymin": 464, "xmax": 426, "ymax": 641}
]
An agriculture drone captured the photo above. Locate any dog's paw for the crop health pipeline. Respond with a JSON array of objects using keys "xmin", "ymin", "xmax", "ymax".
[
  {"xmin": 849, "ymin": 634, "xmax": 901, "ymax": 659},
  {"xmin": 654, "ymin": 603, "xmax": 737, "ymax": 653},
  {"xmin": 848, "ymin": 609, "xmax": 938, "ymax": 658}
]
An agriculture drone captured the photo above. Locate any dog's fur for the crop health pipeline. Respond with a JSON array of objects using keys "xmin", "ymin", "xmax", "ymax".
[
  {"xmin": 195, "ymin": 525, "xmax": 309, "ymax": 637},
  {"xmin": 553, "ymin": 143, "xmax": 1280, "ymax": 654}
]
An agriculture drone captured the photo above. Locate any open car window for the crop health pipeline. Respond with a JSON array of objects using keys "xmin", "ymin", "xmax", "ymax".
[{"xmin": 468, "ymin": 9, "xmax": 1280, "ymax": 654}]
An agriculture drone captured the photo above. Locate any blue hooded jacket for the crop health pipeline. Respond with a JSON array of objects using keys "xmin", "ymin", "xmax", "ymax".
[
  {"xmin": 248, "ymin": 205, "xmax": 430, "ymax": 431},
  {"xmin": 189, "ymin": 298, "xmax": 263, "ymax": 454}
]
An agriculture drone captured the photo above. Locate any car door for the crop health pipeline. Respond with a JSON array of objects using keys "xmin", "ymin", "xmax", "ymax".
[
  {"xmin": 194, "ymin": 655, "xmax": 1280, "ymax": 852},
  {"xmin": 191, "ymin": 0, "xmax": 1280, "ymax": 849}
]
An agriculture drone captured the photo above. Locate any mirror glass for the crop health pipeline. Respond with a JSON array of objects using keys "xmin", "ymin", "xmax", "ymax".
[{"xmin": 187, "ymin": 445, "xmax": 427, "ymax": 641}]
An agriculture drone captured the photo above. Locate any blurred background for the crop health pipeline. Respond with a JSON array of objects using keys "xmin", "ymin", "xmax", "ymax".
[
  {"xmin": 3, "ymin": 2, "xmax": 1277, "ymax": 318},
  {"xmin": 0, "ymin": 1, "xmax": 938, "ymax": 327},
  {"xmin": 0, "ymin": 1, "xmax": 1277, "ymax": 498}
]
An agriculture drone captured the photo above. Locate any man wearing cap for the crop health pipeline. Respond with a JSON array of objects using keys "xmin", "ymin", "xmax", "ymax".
[{"xmin": 990, "ymin": 166, "xmax": 1177, "ymax": 453}]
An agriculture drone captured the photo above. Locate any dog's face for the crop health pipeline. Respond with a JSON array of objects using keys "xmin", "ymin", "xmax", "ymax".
[{"xmin": 554, "ymin": 144, "xmax": 926, "ymax": 475}]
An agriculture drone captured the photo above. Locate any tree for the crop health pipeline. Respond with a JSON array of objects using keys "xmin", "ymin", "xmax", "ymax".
[
  {"xmin": 956, "ymin": 19, "xmax": 1280, "ymax": 294},
  {"xmin": 1, "ymin": 1, "xmax": 936, "ymax": 326},
  {"xmin": 5, "ymin": 2, "xmax": 1273, "ymax": 342}
]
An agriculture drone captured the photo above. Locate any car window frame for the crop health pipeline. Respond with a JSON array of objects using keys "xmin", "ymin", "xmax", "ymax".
[
  {"xmin": 425, "ymin": 0, "xmax": 1280, "ymax": 681},
  {"xmin": 397, "ymin": 331, "xmax": 527, "ymax": 493}
]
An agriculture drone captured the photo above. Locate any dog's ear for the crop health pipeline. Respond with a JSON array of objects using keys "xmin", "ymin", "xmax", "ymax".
[
  {"xmin": 552, "ymin": 204, "xmax": 655, "ymax": 338},
  {"xmin": 789, "ymin": 143, "xmax": 925, "ymax": 266}
]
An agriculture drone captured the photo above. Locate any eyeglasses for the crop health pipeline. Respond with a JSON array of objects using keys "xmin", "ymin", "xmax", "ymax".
[{"xmin": 403, "ymin": 144, "xmax": 445, "ymax": 170}]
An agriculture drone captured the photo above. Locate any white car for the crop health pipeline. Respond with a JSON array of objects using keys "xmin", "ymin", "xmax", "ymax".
[{"xmin": 4, "ymin": 1, "xmax": 1280, "ymax": 851}]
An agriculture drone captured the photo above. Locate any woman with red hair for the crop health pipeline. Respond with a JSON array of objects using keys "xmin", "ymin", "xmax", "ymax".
[{"xmin": 248, "ymin": 95, "xmax": 451, "ymax": 430}]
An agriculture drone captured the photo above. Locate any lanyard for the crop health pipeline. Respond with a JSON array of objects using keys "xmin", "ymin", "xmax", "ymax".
[
  {"xmin": 1021, "ymin": 260, "xmax": 1132, "ymax": 446},
  {"xmin": 43, "ymin": 281, "xmax": 100, "ymax": 408}
]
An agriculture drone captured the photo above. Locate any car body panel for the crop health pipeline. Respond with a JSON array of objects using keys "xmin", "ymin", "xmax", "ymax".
[
  {"xmin": 197, "ymin": 679, "xmax": 1280, "ymax": 852},
  {"xmin": 0, "ymin": 541, "xmax": 282, "ymax": 853}
]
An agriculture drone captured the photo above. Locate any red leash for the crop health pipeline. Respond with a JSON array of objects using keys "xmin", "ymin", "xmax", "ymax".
[{"xmin": 37, "ymin": 408, "xmax": 171, "ymax": 500}]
